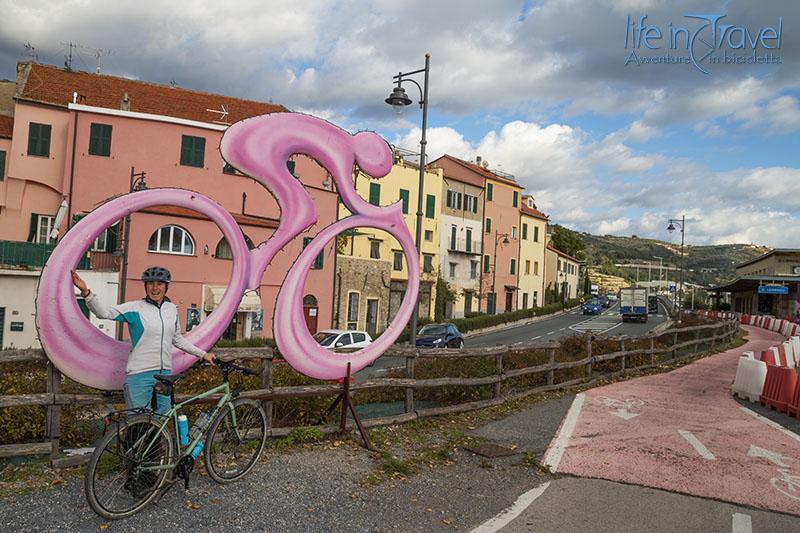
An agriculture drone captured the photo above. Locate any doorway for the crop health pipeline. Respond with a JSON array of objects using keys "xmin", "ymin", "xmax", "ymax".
[
  {"xmin": 303, "ymin": 294, "xmax": 319, "ymax": 334},
  {"xmin": 505, "ymin": 290, "xmax": 513, "ymax": 312},
  {"xmin": 366, "ymin": 298, "xmax": 379, "ymax": 337}
]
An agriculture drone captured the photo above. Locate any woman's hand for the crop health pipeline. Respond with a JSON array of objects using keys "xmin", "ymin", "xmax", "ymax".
[
  {"xmin": 71, "ymin": 270, "xmax": 90, "ymax": 297},
  {"xmin": 202, "ymin": 353, "xmax": 217, "ymax": 365}
]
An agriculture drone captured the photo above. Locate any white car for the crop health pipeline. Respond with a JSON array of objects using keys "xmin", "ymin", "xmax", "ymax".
[{"xmin": 314, "ymin": 329, "xmax": 373, "ymax": 350}]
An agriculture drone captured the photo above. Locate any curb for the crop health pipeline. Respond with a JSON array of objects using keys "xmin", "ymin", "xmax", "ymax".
[{"xmin": 464, "ymin": 305, "xmax": 582, "ymax": 338}]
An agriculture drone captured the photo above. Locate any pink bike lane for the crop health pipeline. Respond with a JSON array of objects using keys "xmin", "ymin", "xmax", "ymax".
[{"xmin": 544, "ymin": 325, "xmax": 800, "ymax": 516}]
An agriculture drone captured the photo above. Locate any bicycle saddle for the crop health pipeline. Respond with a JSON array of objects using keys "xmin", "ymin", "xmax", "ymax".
[{"xmin": 153, "ymin": 374, "xmax": 184, "ymax": 385}]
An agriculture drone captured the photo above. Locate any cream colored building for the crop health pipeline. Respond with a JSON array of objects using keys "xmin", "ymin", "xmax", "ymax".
[
  {"xmin": 544, "ymin": 243, "xmax": 580, "ymax": 302},
  {"xmin": 518, "ymin": 196, "xmax": 548, "ymax": 309},
  {"xmin": 337, "ymin": 155, "xmax": 442, "ymax": 329}
]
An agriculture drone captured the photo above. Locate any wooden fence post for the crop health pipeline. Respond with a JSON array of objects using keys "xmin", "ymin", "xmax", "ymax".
[
  {"xmin": 261, "ymin": 355, "xmax": 273, "ymax": 431},
  {"xmin": 45, "ymin": 361, "xmax": 61, "ymax": 464},
  {"xmin": 547, "ymin": 347, "xmax": 556, "ymax": 386},
  {"xmin": 693, "ymin": 329, "xmax": 701, "ymax": 355},
  {"xmin": 671, "ymin": 331, "xmax": 678, "ymax": 361},
  {"xmin": 650, "ymin": 336, "xmax": 655, "ymax": 365},
  {"xmin": 710, "ymin": 325, "xmax": 717, "ymax": 350},
  {"xmin": 620, "ymin": 339, "xmax": 626, "ymax": 374},
  {"xmin": 585, "ymin": 336, "xmax": 593, "ymax": 381},
  {"xmin": 404, "ymin": 354, "xmax": 415, "ymax": 414},
  {"xmin": 494, "ymin": 353, "xmax": 503, "ymax": 399}
]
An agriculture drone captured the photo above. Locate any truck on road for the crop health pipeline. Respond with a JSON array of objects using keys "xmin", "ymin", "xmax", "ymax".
[{"xmin": 620, "ymin": 287, "xmax": 648, "ymax": 323}]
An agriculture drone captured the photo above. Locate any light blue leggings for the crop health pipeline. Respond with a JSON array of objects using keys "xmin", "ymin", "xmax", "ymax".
[{"xmin": 123, "ymin": 370, "xmax": 171, "ymax": 415}]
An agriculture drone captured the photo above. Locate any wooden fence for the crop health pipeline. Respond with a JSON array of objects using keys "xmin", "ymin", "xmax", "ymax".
[{"xmin": 0, "ymin": 318, "xmax": 740, "ymax": 467}]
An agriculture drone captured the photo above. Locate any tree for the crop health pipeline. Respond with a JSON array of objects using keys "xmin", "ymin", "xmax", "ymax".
[
  {"xmin": 551, "ymin": 225, "xmax": 585, "ymax": 258},
  {"xmin": 434, "ymin": 275, "xmax": 458, "ymax": 322}
]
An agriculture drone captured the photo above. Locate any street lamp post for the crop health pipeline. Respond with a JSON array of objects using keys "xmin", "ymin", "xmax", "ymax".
[
  {"xmin": 385, "ymin": 53, "xmax": 430, "ymax": 346},
  {"xmin": 490, "ymin": 231, "xmax": 510, "ymax": 314},
  {"xmin": 667, "ymin": 215, "xmax": 686, "ymax": 323},
  {"xmin": 118, "ymin": 166, "xmax": 147, "ymax": 339}
]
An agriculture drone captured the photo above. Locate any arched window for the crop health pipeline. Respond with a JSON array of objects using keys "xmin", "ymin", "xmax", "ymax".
[
  {"xmin": 148, "ymin": 225, "xmax": 195, "ymax": 255},
  {"xmin": 214, "ymin": 234, "xmax": 255, "ymax": 260},
  {"xmin": 303, "ymin": 295, "xmax": 318, "ymax": 307}
]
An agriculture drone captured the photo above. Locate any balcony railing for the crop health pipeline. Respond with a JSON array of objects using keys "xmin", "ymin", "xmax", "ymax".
[
  {"xmin": 0, "ymin": 240, "xmax": 90, "ymax": 269},
  {"xmin": 88, "ymin": 251, "xmax": 120, "ymax": 271},
  {"xmin": 447, "ymin": 238, "xmax": 481, "ymax": 255}
]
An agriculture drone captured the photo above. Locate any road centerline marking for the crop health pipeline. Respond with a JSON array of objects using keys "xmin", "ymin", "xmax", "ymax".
[
  {"xmin": 679, "ymin": 430, "xmax": 716, "ymax": 460},
  {"xmin": 732, "ymin": 513, "xmax": 752, "ymax": 533},
  {"xmin": 543, "ymin": 393, "xmax": 585, "ymax": 472},
  {"xmin": 469, "ymin": 481, "xmax": 551, "ymax": 533}
]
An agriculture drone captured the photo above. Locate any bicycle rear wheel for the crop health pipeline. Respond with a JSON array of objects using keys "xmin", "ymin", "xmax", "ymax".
[
  {"xmin": 204, "ymin": 399, "xmax": 267, "ymax": 483},
  {"xmin": 84, "ymin": 414, "xmax": 173, "ymax": 519}
]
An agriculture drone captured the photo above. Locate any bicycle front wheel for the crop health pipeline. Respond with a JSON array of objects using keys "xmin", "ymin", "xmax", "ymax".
[
  {"xmin": 204, "ymin": 399, "xmax": 267, "ymax": 483},
  {"xmin": 84, "ymin": 414, "xmax": 173, "ymax": 520}
]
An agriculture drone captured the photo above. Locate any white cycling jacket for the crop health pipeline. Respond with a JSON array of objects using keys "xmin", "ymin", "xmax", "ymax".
[{"xmin": 85, "ymin": 293, "xmax": 206, "ymax": 375}]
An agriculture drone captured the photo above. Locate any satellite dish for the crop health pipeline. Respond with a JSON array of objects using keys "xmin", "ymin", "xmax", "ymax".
[{"xmin": 482, "ymin": 160, "xmax": 489, "ymax": 168}]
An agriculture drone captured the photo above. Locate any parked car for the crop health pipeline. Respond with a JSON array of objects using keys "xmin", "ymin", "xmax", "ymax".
[
  {"xmin": 582, "ymin": 299, "xmax": 603, "ymax": 315},
  {"xmin": 416, "ymin": 323, "xmax": 464, "ymax": 349},
  {"xmin": 314, "ymin": 329, "xmax": 373, "ymax": 350},
  {"xmin": 607, "ymin": 292, "xmax": 618, "ymax": 302}
]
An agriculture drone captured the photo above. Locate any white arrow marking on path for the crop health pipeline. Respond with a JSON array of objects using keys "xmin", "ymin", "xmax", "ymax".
[
  {"xmin": 612, "ymin": 408, "xmax": 639, "ymax": 420},
  {"xmin": 748, "ymin": 445, "xmax": 789, "ymax": 467}
]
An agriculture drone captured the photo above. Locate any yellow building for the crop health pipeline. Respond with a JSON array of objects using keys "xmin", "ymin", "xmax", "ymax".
[
  {"xmin": 518, "ymin": 195, "xmax": 548, "ymax": 309},
  {"xmin": 336, "ymin": 154, "xmax": 442, "ymax": 329}
]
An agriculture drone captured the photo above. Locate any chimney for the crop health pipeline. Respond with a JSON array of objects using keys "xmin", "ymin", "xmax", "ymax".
[
  {"xmin": 120, "ymin": 92, "xmax": 130, "ymax": 111},
  {"xmin": 476, "ymin": 156, "xmax": 482, "ymax": 166}
]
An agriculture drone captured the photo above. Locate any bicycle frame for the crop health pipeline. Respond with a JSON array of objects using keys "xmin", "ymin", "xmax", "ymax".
[{"xmin": 134, "ymin": 381, "xmax": 236, "ymax": 473}]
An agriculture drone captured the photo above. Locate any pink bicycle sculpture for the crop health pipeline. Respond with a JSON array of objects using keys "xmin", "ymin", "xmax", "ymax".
[{"xmin": 36, "ymin": 113, "xmax": 420, "ymax": 390}]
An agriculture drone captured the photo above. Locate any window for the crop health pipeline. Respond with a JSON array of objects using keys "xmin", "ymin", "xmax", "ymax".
[
  {"xmin": 223, "ymin": 162, "xmax": 237, "ymax": 174},
  {"xmin": 370, "ymin": 239, "xmax": 380, "ymax": 259},
  {"xmin": 534, "ymin": 291, "xmax": 538, "ymax": 306},
  {"xmin": 425, "ymin": 194, "xmax": 435, "ymax": 218},
  {"xmin": 32, "ymin": 215, "xmax": 55, "ymax": 244},
  {"xmin": 347, "ymin": 292, "xmax": 360, "ymax": 329},
  {"xmin": 512, "ymin": 191, "xmax": 519, "ymax": 207},
  {"xmin": 180, "ymin": 135, "xmax": 205, "ymax": 167},
  {"xmin": 148, "ymin": 225, "xmax": 195, "ymax": 255},
  {"xmin": 512, "ymin": 226, "xmax": 518, "ymax": 239},
  {"xmin": 449, "ymin": 262, "xmax": 456, "ymax": 278},
  {"xmin": 303, "ymin": 237, "xmax": 324, "ymax": 269},
  {"xmin": 534, "ymin": 261, "xmax": 539, "ymax": 275},
  {"xmin": 369, "ymin": 183, "xmax": 381, "ymax": 206},
  {"xmin": 393, "ymin": 251, "xmax": 403, "ymax": 271},
  {"xmin": 424, "ymin": 230, "xmax": 433, "ymax": 241},
  {"xmin": 399, "ymin": 189, "xmax": 409, "ymax": 214},
  {"xmin": 483, "ymin": 255, "xmax": 490, "ymax": 273},
  {"xmin": 533, "ymin": 226, "xmax": 539, "ymax": 242},
  {"xmin": 445, "ymin": 190, "xmax": 462, "ymax": 210},
  {"xmin": 510, "ymin": 258, "xmax": 516, "ymax": 275},
  {"xmin": 525, "ymin": 260, "xmax": 531, "ymax": 275},
  {"xmin": 465, "ymin": 228, "xmax": 473, "ymax": 253},
  {"xmin": 0, "ymin": 150, "xmax": 5, "ymax": 181},
  {"xmin": 523, "ymin": 293, "xmax": 528, "ymax": 309},
  {"xmin": 92, "ymin": 222, "xmax": 119, "ymax": 252},
  {"xmin": 423, "ymin": 254, "xmax": 433, "ymax": 273},
  {"xmin": 485, "ymin": 218, "xmax": 492, "ymax": 233},
  {"xmin": 487, "ymin": 292, "xmax": 496, "ymax": 314},
  {"xmin": 352, "ymin": 332, "xmax": 366, "ymax": 343},
  {"xmin": 450, "ymin": 226, "xmax": 457, "ymax": 250},
  {"xmin": 465, "ymin": 194, "xmax": 477, "ymax": 213},
  {"xmin": 88, "ymin": 123, "xmax": 112, "ymax": 156},
  {"xmin": 470, "ymin": 261, "xmax": 478, "ymax": 279},
  {"xmin": 487, "ymin": 183, "xmax": 493, "ymax": 201},
  {"xmin": 215, "ymin": 234, "xmax": 255, "ymax": 259},
  {"xmin": 522, "ymin": 223, "xmax": 528, "ymax": 240},
  {"xmin": 558, "ymin": 259, "xmax": 562, "ymax": 271},
  {"xmin": 27, "ymin": 122, "xmax": 51, "ymax": 157},
  {"xmin": 287, "ymin": 160, "xmax": 298, "ymax": 177}
]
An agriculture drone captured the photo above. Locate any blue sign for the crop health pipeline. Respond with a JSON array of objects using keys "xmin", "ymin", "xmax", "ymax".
[
  {"xmin": 758, "ymin": 285, "xmax": 789, "ymax": 295},
  {"xmin": 669, "ymin": 286, "xmax": 676, "ymax": 293}
]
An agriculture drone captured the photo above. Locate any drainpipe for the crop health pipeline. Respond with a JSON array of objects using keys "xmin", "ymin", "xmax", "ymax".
[{"xmin": 66, "ymin": 103, "xmax": 79, "ymax": 231}]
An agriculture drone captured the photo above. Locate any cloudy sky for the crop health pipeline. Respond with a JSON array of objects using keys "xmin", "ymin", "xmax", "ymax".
[{"xmin": 1, "ymin": 0, "xmax": 798, "ymax": 247}]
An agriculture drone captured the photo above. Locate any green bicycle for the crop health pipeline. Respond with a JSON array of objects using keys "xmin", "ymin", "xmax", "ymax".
[{"xmin": 84, "ymin": 360, "xmax": 268, "ymax": 520}]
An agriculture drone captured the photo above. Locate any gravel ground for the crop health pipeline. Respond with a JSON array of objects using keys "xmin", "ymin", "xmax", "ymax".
[{"xmin": 1, "ymin": 438, "xmax": 551, "ymax": 532}]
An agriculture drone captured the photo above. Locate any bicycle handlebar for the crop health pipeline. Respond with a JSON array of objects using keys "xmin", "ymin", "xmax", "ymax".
[{"xmin": 213, "ymin": 359, "xmax": 260, "ymax": 376}]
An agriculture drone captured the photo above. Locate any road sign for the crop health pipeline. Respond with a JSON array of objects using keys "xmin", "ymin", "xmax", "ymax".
[
  {"xmin": 669, "ymin": 286, "xmax": 676, "ymax": 293},
  {"xmin": 758, "ymin": 285, "xmax": 789, "ymax": 295}
]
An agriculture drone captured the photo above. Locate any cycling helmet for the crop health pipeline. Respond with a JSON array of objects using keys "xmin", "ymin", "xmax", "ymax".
[{"xmin": 141, "ymin": 266, "xmax": 171, "ymax": 283}]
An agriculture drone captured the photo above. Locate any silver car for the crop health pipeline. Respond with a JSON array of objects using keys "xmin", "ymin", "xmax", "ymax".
[{"xmin": 314, "ymin": 329, "xmax": 373, "ymax": 350}]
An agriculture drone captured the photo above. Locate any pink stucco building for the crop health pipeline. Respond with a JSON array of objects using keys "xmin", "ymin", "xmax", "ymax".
[{"xmin": 0, "ymin": 62, "xmax": 338, "ymax": 342}]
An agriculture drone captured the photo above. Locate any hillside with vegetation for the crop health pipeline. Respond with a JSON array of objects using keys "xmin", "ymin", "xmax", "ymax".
[{"xmin": 548, "ymin": 225, "xmax": 769, "ymax": 287}]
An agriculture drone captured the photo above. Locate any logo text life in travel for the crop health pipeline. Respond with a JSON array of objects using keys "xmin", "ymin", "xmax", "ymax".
[{"xmin": 623, "ymin": 14, "xmax": 783, "ymax": 74}]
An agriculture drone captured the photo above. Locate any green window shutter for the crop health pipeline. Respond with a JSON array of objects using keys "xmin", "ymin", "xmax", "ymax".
[
  {"xmin": 287, "ymin": 160, "xmax": 297, "ymax": 177},
  {"xmin": 486, "ymin": 183, "xmax": 493, "ymax": 201},
  {"xmin": 485, "ymin": 218, "xmax": 491, "ymax": 234},
  {"xmin": 483, "ymin": 254, "xmax": 490, "ymax": 273},
  {"xmin": 399, "ymin": 189, "xmax": 409, "ymax": 214},
  {"xmin": 425, "ymin": 194, "xmax": 435, "ymax": 218},
  {"xmin": 369, "ymin": 183, "xmax": 381, "ymax": 206},
  {"xmin": 89, "ymin": 123, "xmax": 112, "ymax": 156},
  {"xmin": 28, "ymin": 214, "xmax": 39, "ymax": 242},
  {"xmin": 106, "ymin": 223, "xmax": 118, "ymax": 252},
  {"xmin": 28, "ymin": 123, "xmax": 51, "ymax": 157},
  {"xmin": 510, "ymin": 258, "xmax": 516, "ymax": 275},
  {"xmin": 522, "ymin": 223, "xmax": 528, "ymax": 240},
  {"xmin": 303, "ymin": 237, "xmax": 323, "ymax": 269},
  {"xmin": 223, "ymin": 162, "xmax": 236, "ymax": 174},
  {"xmin": 180, "ymin": 135, "xmax": 205, "ymax": 167},
  {"xmin": 512, "ymin": 191, "xmax": 518, "ymax": 207},
  {"xmin": 0, "ymin": 150, "xmax": 5, "ymax": 180},
  {"xmin": 534, "ymin": 226, "xmax": 539, "ymax": 242}
]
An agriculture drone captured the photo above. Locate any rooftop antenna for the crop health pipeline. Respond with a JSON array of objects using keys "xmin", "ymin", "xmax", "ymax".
[
  {"xmin": 24, "ymin": 42, "xmax": 38, "ymax": 62},
  {"xmin": 91, "ymin": 48, "xmax": 112, "ymax": 73},
  {"xmin": 169, "ymin": 79, "xmax": 179, "ymax": 88},
  {"xmin": 61, "ymin": 41, "xmax": 76, "ymax": 70}
]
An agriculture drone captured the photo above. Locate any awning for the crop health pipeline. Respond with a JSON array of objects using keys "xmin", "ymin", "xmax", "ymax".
[
  {"xmin": 707, "ymin": 275, "xmax": 800, "ymax": 294},
  {"xmin": 504, "ymin": 285, "xmax": 519, "ymax": 291},
  {"xmin": 204, "ymin": 285, "xmax": 262, "ymax": 312}
]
